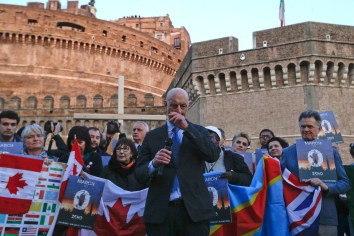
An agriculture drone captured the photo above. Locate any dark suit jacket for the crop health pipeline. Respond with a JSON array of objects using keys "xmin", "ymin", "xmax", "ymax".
[
  {"xmin": 135, "ymin": 121, "xmax": 219, "ymax": 224},
  {"xmin": 224, "ymin": 151, "xmax": 252, "ymax": 186}
]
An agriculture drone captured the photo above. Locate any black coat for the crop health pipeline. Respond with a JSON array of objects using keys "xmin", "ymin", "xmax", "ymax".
[
  {"xmin": 135, "ymin": 122, "xmax": 219, "ymax": 224},
  {"xmin": 101, "ymin": 157, "xmax": 146, "ymax": 191},
  {"xmin": 46, "ymin": 134, "xmax": 69, "ymax": 159},
  {"xmin": 223, "ymin": 150, "xmax": 253, "ymax": 186}
]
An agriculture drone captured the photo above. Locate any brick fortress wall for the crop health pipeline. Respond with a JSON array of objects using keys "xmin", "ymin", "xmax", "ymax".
[
  {"xmin": 172, "ymin": 22, "xmax": 354, "ymax": 164},
  {"xmin": 0, "ymin": 2, "xmax": 190, "ymax": 136}
]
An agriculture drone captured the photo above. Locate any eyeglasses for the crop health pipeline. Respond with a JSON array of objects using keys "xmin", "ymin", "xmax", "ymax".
[
  {"xmin": 169, "ymin": 103, "xmax": 188, "ymax": 110},
  {"xmin": 236, "ymin": 140, "xmax": 248, "ymax": 147},
  {"xmin": 116, "ymin": 146, "xmax": 130, "ymax": 153},
  {"xmin": 260, "ymin": 135, "xmax": 272, "ymax": 139},
  {"xmin": 1, "ymin": 122, "xmax": 17, "ymax": 127}
]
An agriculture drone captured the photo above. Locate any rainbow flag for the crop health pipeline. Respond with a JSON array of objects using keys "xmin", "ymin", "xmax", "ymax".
[{"xmin": 210, "ymin": 155, "xmax": 289, "ymax": 236}]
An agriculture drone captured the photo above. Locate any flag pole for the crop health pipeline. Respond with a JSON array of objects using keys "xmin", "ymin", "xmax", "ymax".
[{"xmin": 279, "ymin": 0, "xmax": 285, "ymax": 27}]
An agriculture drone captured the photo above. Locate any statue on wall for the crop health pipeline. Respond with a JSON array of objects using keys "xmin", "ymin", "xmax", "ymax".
[{"xmin": 88, "ymin": 0, "xmax": 95, "ymax": 7}]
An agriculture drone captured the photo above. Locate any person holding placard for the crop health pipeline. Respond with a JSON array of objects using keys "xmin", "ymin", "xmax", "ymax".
[{"xmin": 281, "ymin": 109, "xmax": 350, "ymax": 235}]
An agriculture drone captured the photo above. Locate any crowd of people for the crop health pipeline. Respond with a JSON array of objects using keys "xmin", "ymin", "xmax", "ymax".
[{"xmin": 0, "ymin": 87, "xmax": 353, "ymax": 236}]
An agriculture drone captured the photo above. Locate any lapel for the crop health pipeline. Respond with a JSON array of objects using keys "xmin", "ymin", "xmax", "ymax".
[
  {"xmin": 223, "ymin": 150, "xmax": 231, "ymax": 169},
  {"xmin": 156, "ymin": 124, "xmax": 177, "ymax": 167}
]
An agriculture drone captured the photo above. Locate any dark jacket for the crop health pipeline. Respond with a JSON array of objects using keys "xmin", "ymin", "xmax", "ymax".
[
  {"xmin": 224, "ymin": 150, "xmax": 253, "ymax": 186},
  {"xmin": 13, "ymin": 133, "xmax": 21, "ymax": 142},
  {"xmin": 46, "ymin": 134, "xmax": 69, "ymax": 160},
  {"xmin": 136, "ymin": 122, "xmax": 219, "ymax": 224},
  {"xmin": 101, "ymin": 157, "xmax": 146, "ymax": 191}
]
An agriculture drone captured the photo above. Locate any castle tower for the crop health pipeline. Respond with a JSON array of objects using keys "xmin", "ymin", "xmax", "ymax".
[
  {"xmin": 171, "ymin": 22, "xmax": 354, "ymax": 164},
  {"xmin": 0, "ymin": 2, "xmax": 190, "ymax": 137}
]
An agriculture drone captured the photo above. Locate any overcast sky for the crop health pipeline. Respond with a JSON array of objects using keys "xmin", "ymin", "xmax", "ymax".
[{"xmin": 2, "ymin": 0, "xmax": 354, "ymax": 50}]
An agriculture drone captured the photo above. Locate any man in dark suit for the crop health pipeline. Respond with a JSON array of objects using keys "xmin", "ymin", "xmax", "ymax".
[{"xmin": 135, "ymin": 88, "xmax": 219, "ymax": 236}]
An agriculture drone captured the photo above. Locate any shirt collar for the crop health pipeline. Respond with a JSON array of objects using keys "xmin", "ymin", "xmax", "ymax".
[{"xmin": 167, "ymin": 120, "xmax": 175, "ymax": 133}]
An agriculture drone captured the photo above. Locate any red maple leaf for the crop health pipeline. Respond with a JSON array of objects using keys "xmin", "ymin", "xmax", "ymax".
[
  {"xmin": 73, "ymin": 164, "xmax": 78, "ymax": 175},
  {"xmin": 6, "ymin": 173, "xmax": 28, "ymax": 194},
  {"xmin": 94, "ymin": 198, "xmax": 146, "ymax": 236}
]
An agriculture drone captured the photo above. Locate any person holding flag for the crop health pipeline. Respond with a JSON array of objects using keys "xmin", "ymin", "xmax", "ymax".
[
  {"xmin": 281, "ymin": 110, "xmax": 350, "ymax": 235},
  {"xmin": 59, "ymin": 126, "xmax": 103, "ymax": 177},
  {"xmin": 54, "ymin": 128, "xmax": 92, "ymax": 236}
]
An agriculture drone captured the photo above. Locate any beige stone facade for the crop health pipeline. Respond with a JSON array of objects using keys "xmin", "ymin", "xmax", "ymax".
[
  {"xmin": 172, "ymin": 22, "xmax": 354, "ymax": 164},
  {"xmin": 0, "ymin": 1, "xmax": 190, "ymax": 136}
]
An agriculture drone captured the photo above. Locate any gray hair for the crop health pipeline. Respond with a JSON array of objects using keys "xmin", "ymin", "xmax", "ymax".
[
  {"xmin": 132, "ymin": 121, "xmax": 149, "ymax": 132},
  {"xmin": 166, "ymin": 88, "xmax": 189, "ymax": 104},
  {"xmin": 298, "ymin": 110, "xmax": 322, "ymax": 127},
  {"xmin": 21, "ymin": 124, "xmax": 45, "ymax": 140}
]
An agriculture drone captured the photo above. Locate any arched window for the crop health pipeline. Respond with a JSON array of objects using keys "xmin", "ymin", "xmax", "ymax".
[
  {"xmin": 93, "ymin": 94, "xmax": 103, "ymax": 108},
  {"xmin": 43, "ymin": 96, "xmax": 54, "ymax": 109},
  {"xmin": 60, "ymin": 96, "xmax": 70, "ymax": 108},
  {"xmin": 25, "ymin": 96, "xmax": 38, "ymax": 109},
  {"xmin": 9, "ymin": 96, "xmax": 21, "ymax": 109},
  {"xmin": 76, "ymin": 95, "xmax": 87, "ymax": 108},
  {"xmin": 110, "ymin": 94, "xmax": 118, "ymax": 107},
  {"xmin": 127, "ymin": 94, "xmax": 136, "ymax": 107},
  {"xmin": 144, "ymin": 93, "xmax": 154, "ymax": 107}
]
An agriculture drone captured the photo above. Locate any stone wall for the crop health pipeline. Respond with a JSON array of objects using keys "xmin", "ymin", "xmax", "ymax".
[
  {"xmin": 254, "ymin": 22, "xmax": 354, "ymax": 48},
  {"xmin": 178, "ymin": 22, "xmax": 354, "ymax": 164},
  {"xmin": 0, "ymin": 2, "xmax": 189, "ymax": 135}
]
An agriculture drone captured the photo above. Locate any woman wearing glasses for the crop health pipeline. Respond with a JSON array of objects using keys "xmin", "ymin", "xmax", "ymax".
[
  {"xmin": 231, "ymin": 132, "xmax": 251, "ymax": 153},
  {"xmin": 101, "ymin": 138, "xmax": 146, "ymax": 191}
]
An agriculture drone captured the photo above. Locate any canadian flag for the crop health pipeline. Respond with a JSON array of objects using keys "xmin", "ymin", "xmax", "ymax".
[
  {"xmin": 78, "ymin": 175, "xmax": 148, "ymax": 236},
  {"xmin": 59, "ymin": 139, "xmax": 84, "ymax": 202},
  {"xmin": 0, "ymin": 153, "xmax": 43, "ymax": 214}
]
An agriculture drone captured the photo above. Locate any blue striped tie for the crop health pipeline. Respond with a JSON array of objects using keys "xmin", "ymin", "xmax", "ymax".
[
  {"xmin": 172, "ymin": 127, "xmax": 181, "ymax": 160},
  {"xmin": 171, "ymin": 127, "xmax": 181, "ymax": 193}
]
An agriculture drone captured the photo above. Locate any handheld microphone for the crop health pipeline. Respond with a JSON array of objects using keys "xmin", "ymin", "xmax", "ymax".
[{"xmin": 158, "ymin": 138, "xmax": 173, "ymax": 175}]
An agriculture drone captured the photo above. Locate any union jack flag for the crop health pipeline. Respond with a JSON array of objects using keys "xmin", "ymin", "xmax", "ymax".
[{"xmin": 282, "ymin": 168, "xmax": 322, "ymax": 236}]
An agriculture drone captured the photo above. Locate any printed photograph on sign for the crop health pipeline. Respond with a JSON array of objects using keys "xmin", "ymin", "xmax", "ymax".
[
  {"xmin": 57, "ymin": 175, "xmax": 105, "ymax": 229},
  {"xmin": 318, "ymin": 111, "xmax": 343, "ymax": 144},
  {"xmin": 296, "ymin": 139, "xmax": 337, "ymax": 183},
  {"xmin": 204, "ymin": 172, "xmax": 231, "ymax": 224}
]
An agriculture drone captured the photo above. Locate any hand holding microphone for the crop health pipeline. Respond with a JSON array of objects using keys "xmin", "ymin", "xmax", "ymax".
[{"xmin": 157, "ymin": 138, "xmax": 173, "ymax": 175}]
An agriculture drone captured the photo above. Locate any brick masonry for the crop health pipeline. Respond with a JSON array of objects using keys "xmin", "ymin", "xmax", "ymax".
[
  {"xmin": 173, "ymin": 22, "xmax": 354, "ymax": 164},
  {"xmin": 0, "ymin": 1, "xmax": 190, "ymax": 137}
]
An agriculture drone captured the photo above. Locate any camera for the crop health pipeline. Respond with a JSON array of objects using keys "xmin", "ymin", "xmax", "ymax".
[
  {"xmin": 106, "ymin": 120, "xmax": 120, "ymax": 134},
  {"xmin": 44, "ymin": 120, "xmax": 63, "ymax": 134}
]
